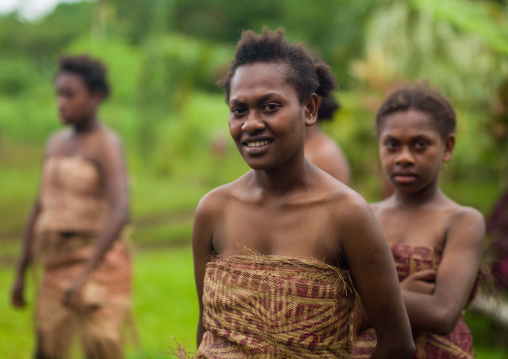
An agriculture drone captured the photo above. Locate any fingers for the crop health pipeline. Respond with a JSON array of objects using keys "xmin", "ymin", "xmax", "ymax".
[
  {"xmin": 12, "ymin": 297, "xmax": 26, "ymax": 308},
  {"xmin": 411, "ymin": 269, "xmax": 437, "ymax": 282},
  {"xmin": 62, "ymin": 288, "xmax": 83, "ymax": 310},
  {"xmin": 415, "ymin": 281, "xmax": 435, "ymax": 295},
  {"xmin": 11, "ymin": 286, "xmax": 26, "ymax": 308}
]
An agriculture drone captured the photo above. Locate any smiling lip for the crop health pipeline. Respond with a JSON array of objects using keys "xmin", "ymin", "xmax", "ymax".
[{"xmin": 241, "ymin": 137, "xmax": 273, "ymax": 154}]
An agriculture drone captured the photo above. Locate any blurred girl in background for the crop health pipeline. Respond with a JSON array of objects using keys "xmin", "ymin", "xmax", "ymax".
[{"xmin": 11, "ymin": 55, "xmax": 132, "ymax": 359}]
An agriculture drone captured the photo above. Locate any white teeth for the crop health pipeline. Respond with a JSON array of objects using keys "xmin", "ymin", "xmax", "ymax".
[{"xmin": 247, "ymin": 140, "xmax": 270, "ymax": 147}]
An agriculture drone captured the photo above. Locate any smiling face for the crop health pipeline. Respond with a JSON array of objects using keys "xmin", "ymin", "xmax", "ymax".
[
  {"xmin": 378, "ymin": 109, "xmax": 455, "ymax": 195},
  {"xmin": 228, "ymin": 62, "xmax": 317, "ymax": 171},
  {"xmin": 56, "ymin": 71, "xmax": 101, "ymax": 125}
]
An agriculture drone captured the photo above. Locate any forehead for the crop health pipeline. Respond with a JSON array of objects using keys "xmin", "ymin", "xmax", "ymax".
[
  {"xmin": 56, "ymin": 71, "xmax": 87, "ymax": 90},
  {"xmin": 379, "ymin": 110, "xmax": 440, "ymax": 137},
  {"xmin": 229, "ymin": 62, "xmax": 297, "ymax": 103}
]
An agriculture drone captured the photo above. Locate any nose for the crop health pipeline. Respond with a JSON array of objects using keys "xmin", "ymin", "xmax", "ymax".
[
  {"xmin": 241, "ymin": 111, "xmax": 265, "ymax": 134},
  {"xmin": 58, "ymin": 96, "xmax": 66, "ymax": 110},
  {"xmin": 395, "ymin": 146, "xmax": 415, "ymax": 166}
]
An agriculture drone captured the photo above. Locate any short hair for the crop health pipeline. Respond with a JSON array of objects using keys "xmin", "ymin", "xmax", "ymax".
[
  {"xmin": 57, "ymin": 55, "xmax": 110, "ymax": 99},
  {"xmin": 317, "ymin": 94, "xmax": 340, "ymax": 122},
  {"xmin": 376, "ymin": 83, "xmax": 456, "ymax": 138},
  {"xmin": 218, "ymin": 27, "xmax": 337, "ymax": 104}
]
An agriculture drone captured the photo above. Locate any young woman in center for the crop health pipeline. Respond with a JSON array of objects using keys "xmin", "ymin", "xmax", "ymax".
[
  {"xmin": 192, "ymin": 28, "xmax": 414, "ymax": 359},
  {"xmin": 353, "ymin": 84, "xmax": 485, "ymax": 359}
]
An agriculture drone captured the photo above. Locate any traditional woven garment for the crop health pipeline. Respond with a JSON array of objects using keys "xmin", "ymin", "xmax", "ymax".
[
  {"xmin": 33, "ymin": 157, "xmax": 132, "ymax": 359},
  {"xmin": 36, "ymin": 157, "xmax": 109, "ymax": 234},
  {"xmin": 197, "ymin": 255, "xmax": 360, "ymax": 359},
  {"xmin": 353, "ymin": 244, "xmax": 476, "ymax": 359}
]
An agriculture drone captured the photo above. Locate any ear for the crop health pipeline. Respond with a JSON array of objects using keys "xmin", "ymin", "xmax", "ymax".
[
  {"xmin": 304, "ymin": 93, "xmax": 319, "ymax": 127},
  {"xmin": 91, "ymin": 90, "xmax": 104, "ymax": 107},
  {"xmin": 443, "ymin": 134, "xmax": 455, "ymax": 163}
]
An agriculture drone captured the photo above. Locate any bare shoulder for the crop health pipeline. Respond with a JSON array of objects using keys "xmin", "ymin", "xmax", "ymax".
[
  {"xmin": 369, "ymin": 197, "xmax": 393, "ymax": 216},
  {"xmin": 195, "ymin": 175, "xmax": 248, "ymax": 221},
  {"xmin": 320, "ymin": 135, "xmax": 346, "ymax": 159},
  {"xmin": 96, "ymin": 126, "xmax": 123, "ymax": 149},
  {"xmin": 449, "ymin": 205, "xmax": 485, "ymax": 233},
  {"xmin": 324, "ymin": 178, "xmax": 373, "ymax": 228},
  {"xmin": 45, "ymin": 128, "xmax": 70, "ymax": 155},
  {"xmin": 193, "ymin": 176, "xmax": 248, "ymax": 248},
  {"xmin": 196, "ymin": 184, "xmax": 229, "ymax": 218}
]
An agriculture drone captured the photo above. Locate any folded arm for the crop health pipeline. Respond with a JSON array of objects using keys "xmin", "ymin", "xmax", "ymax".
[{"xmin": 402, "ymin": 208, "xmax": 485, "ymax": 335}]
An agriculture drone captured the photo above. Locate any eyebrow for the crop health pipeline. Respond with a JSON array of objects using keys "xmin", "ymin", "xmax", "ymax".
[
  {"xmin": 381, "ymin": 134, "xmax": 433, "ymax": 141},
  {"xmin": 229, "ymin": 92, "xmax": 280, "ymax": 107}
]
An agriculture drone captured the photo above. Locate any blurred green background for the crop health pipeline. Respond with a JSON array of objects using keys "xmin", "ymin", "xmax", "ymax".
[{"xmin": 1, "ymin": 0, "xmax": 508, "ymax": 357}]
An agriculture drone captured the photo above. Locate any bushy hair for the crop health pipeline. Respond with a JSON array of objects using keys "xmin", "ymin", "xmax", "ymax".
[
  {"xmin": 317, "ymin": 94, "xmax": 340, "ymax": 122},
  {"xmin": 57, "ymin": 55, "xmax": 110, "ymax": 99},
  {"xmin": 376, "ymin": 83, "xmax": 456, "ymax": 138},
  {"xmin": 218, "ymin": 27, "xmax": 337, "ymax": 104}
]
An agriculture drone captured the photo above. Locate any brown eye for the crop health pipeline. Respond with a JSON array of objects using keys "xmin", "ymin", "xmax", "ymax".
[
  {"xmin": 414, "ymin": 140, "xmax": 429, "ymax": 150},
  {"xmin": 384, "ymin": 140, "xmax": 398, "ymax": 150},
  {"xmin": 231, "ymin": 107, "xmax": 247, "ymax": 117},
  {"xmin": 263, "ymin": 103, "xmax": 279, "ymax": 112}
]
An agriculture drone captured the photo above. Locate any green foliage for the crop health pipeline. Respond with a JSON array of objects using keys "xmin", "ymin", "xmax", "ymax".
[
  {"xmin": 0, "ymin": 57, "xmax": 40, "ymax": 95},
  {"xmin": 0, "ymin": 2, "xmax": 93, "ymax": 64}
]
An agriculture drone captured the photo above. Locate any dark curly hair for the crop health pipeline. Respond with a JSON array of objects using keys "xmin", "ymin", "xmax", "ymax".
[
  {"xmin": 376, "ymin": 83, "xmax": 456, "ymax": 139},
  {"xmin": 57, "ymin": 55, "xmax": 110, "ymax": 99},
  {"xmin": 218, "ymin": 27, "xmax": 336, "ymax": 104},
  {"xmin": 317, "ymin": 94, "xmax": 340, "ymax": 122}
]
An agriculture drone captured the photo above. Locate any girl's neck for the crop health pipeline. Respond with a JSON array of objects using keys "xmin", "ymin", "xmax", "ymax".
[
  {"xmin": 393, "ymin": 181, "xmax": 443, "ymax": 207},
  {"xmin": 254, "ymin": 154, "xmax": 311, "ymax": 197},
  {"xmin": 72, "ymin": 115, "xmax": 100, "ymax": 134}
]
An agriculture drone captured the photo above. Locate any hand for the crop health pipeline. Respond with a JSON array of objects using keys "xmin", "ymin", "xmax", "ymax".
[
  {"xmin": 400, "ymin": 269, "xmax": 437, "ymax": 294},
  {"xmin": 62, "ymin": 276, "xmax": 87, "ymax": 310},
  {"xmin": 11, "ymin": 277, "xmax": 26, "ymax": 308}
]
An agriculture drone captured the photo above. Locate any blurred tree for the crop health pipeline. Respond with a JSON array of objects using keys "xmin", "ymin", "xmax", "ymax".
[
  {"xmin": 347, "ymin": 0, "xmax": 508, "ymax": 188},
  {"xmin": 107, "ymin": 0, "xmax": 176, "ymax": 43},
  {"xmin": 0, "ymin": 2, "xmax": 93, "ymax": 67}
]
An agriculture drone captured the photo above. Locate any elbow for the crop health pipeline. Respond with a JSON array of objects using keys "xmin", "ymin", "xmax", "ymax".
[
  {"xmin": 432, "ymin": 313, "xmax": 460, "ymax": 335},
  {"xmin": 396, "ymin": 339, "xmax": 415, "ymax": 359},
  {"xmin": 401, "ymin": 342, "xmax": 416, "ymax": 359},
  {"xmin": 377, "ymin": 333, "xmax": 415, "ymax": 359},
  {"xmin": 428, "ymin": 307, "xmax": 461, "ymax": 335}
]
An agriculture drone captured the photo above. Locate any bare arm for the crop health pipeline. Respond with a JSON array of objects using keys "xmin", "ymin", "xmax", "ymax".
[
  {"xmin": 11, "ymin": 200, "xmax": 42, "ymax": 307},
  {"xmin": 192, "ymin": 193, "xmax": 217, "ymax": 347},
  {"xmin": 401, "ymin": 208, "xmax": 485, "ymax": 334},
  {"xmin": 341, "ymin": 196, "xmax": 414, "ymax": 359},
  {"xmin": 11, "ymin": 137, "xmax": 56, "ymax": 308},
  {"xmin": 63, "ymin": 133, "xmax": 130, "ymax": 308}
]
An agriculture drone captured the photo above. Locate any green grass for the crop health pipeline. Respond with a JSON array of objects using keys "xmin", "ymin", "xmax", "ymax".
[{"xmin": 0, "ymin": 246, "xmax": 198, "ymax": 359}]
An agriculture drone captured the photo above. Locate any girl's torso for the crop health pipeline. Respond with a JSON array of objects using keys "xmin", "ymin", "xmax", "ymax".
[
  {"xmin": 370, "ymin": 199, "xmax": 460, "ymax": 249},
  {"xmin": 37, "ymin": 127, "xmax": 110, "ymax": 233}
]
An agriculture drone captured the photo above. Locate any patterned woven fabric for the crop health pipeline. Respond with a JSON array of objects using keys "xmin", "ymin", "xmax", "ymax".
[
  {"xmin": 197, "ymin": 255, "xmax": 359, "ymax": 358},
  {"xmin": 36, "ymin": 157, "xmax": 109, "ymax": 234},
  {"xmin": 353, "ymin": 244, "xmax": 475, "ymax": 359},
  {"xmin": 36, "ymin": 230, "xmax": 132, "ymax": 359}
]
